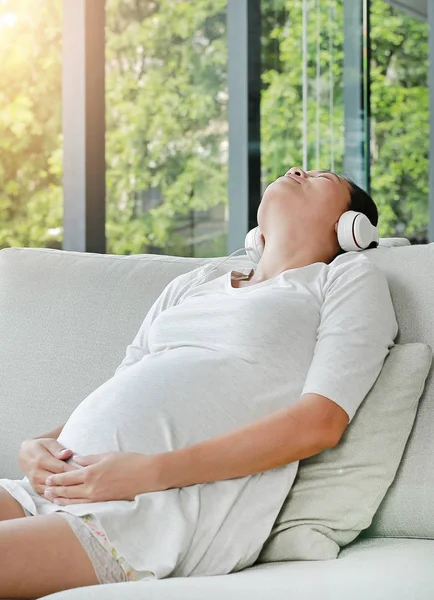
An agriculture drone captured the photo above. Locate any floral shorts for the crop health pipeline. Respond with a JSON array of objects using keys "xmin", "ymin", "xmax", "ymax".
[{"xmin": 25, "ymin": 508, "xmax": 156, "ymax": 584}]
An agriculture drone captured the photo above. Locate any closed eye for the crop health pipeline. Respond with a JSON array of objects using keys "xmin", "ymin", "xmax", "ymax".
[
  {"xmin": 316, "ymin": 171, "xmax": 341, "ymax": 184},
  {"xmin": 316, "ymin": 172, "xmax": 340, "ymax": 184}
]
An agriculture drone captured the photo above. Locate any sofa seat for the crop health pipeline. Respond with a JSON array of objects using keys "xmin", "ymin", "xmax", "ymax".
[{"xmin": 40, "ymin": 537, "xmax": 434, "ymax": 600}]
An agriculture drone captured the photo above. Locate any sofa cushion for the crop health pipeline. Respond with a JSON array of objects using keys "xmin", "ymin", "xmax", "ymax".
[
  {"xmin": 254, "ymin": 343, "xmax": 431, "ymax": 562},
  {"xmin": 360, "ymin": 244, "xmax": 434, "ymax": 539},
  {"xmin": 36, "ymin": 538, "xmax": 434, "ymax": 600}
]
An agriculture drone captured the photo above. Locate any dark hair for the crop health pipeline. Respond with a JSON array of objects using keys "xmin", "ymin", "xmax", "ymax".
[{"xmin": 335, "ymin": 177, "xmax": 379, "ymax": 257}]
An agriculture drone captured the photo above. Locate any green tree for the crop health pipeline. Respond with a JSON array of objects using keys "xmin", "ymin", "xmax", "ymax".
[
  {"xmin": 260, "ymin": 0, "xmax": 429, "ymax": 241},
  {"xmin": 105, "ymin": 0, "xmax": 228, "ymax": 256},
  {"xmin": 261, "ymin": 0, "xmax": 345, "ymax": 183},
  {"xmin": 0, "ymin": 0, "xmax": 62, "ymax": 250},
  {"xmin": 0, "ymin": 0, "xmax": 430, "ymax": 253},
  {"xmin": 369, "ymin": 0, "xmax": 428, "ymax": 241}
]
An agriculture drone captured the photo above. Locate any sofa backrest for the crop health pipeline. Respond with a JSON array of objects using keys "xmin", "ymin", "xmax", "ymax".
[
  {"xmin": 358, "ymin": 244, "xmax": 434, "ymax": 539},
  {"xmin": 0, "ymin": 243, "xmax": 433, "ymax": 539}
]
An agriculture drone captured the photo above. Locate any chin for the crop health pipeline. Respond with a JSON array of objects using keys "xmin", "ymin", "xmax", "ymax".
[{"xmin": 264, "ymin": 184, "xmax": 300, "ymax": 208}]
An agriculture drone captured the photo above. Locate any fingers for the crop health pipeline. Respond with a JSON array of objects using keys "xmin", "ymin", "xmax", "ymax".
[
  {"xmin": 43, "ymin": 467, "xmax": 88, "ymax": 503},
  {"xmin": 45, "ymin": 496, "xmax": 91, "ymax": 505},
  {"xmin": 42, "ymin": 455, "xmax": 78, "ymax": 475},
  {"xmin": 39, "ymin": 439, "xmax": 73, "ymax": 460},
  {"xmin": 44, "ymin": 468, "xmax": 85, "ymax": 487},
  {"xmin": 60, "ymin": 462, "xmax": 79, "ymax": 473},
  {"xmin": 56, "ymin": 448, "xmax": 73, "ymax": 459},
  {"xmin": 32, "ymin": 469, "xmax": 61, "ymax": 499},
  {"xmin": 33, "ymin": 458, "xmax": 78, "ymax": 501},
  {"xmin": 44, "ymin": 484, "xmax": 88, "ymax": 500}
]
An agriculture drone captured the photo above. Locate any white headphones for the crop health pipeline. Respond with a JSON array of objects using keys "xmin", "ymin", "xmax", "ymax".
[
  {"xmin": 195, "ymin": 210, "xmax": 379, "ymax": 285},
  {"xmin": 244, "ymin": 210, "xmax": 379, "ymax": 264}
]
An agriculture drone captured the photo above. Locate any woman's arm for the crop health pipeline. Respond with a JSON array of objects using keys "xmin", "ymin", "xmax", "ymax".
[{"xmin": 154, "ymin": 394, "xmax": 341, "ymax": 491}]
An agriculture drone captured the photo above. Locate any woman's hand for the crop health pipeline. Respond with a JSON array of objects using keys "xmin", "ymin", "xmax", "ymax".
[
  {"xmin": 18, "ymin": 438, "xmax": 78, "ymax": 499},
  {"xmin": 43, "ymin": 452, "xmax": 161, "ymax": 505}
]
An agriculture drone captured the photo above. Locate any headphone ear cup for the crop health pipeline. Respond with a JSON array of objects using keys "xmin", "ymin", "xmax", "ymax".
[
  {"xmin": 245, "ymin": 226, "xmax": 264, "ymax": 264},
  {"xmin": 337, "ymin": 211, "xmax": 379, "ymax": 252}
]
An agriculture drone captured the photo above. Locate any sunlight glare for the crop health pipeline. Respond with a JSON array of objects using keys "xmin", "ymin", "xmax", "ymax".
[{"xmin": 1, "ymin": 11, "xmax": 17, "ymax": 28}]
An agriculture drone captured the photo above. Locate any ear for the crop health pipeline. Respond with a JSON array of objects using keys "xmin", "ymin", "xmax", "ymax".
[{"xmin": 334, "ymin": 222, "xmax": 339, "ymax": 234}]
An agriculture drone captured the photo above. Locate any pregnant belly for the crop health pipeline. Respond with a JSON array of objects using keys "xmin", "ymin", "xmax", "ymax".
[{"xmin": 57, "ymin": 348, "xmax": 282, "ymax": 459}]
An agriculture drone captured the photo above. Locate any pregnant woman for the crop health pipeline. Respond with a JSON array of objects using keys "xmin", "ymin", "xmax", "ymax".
[{"xmin": 0, "ymin": 167, "xmax": 398, "ymax": 598}]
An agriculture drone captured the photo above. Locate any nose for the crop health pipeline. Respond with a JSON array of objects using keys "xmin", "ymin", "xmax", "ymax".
[{"xmin": 286, "ymin": 167, "xmax": 307, "ymax": 179}]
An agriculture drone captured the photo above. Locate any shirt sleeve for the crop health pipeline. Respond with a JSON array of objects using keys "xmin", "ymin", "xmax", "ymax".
[
  {"xmin": 114, "ymin": 263, "xmax": 212, "ymax": 376},
  {"xmin": 301, "ymin": 255, "xmax": 399, "ymax": 424}
]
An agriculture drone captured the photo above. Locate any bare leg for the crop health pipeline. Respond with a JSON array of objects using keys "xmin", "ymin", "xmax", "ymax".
[
  {"xmin": 0, "ymin": 489, "xmax": 26, "ymax": 521},
  {"xmin": 0, "ymin": 513, "xmax": 100, "ymax": 598}
]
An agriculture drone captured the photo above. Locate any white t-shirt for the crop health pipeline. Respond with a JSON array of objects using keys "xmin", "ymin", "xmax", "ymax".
[{"xmin": 0, "ymin": 251, "xmax": 398, "ymax": 580}]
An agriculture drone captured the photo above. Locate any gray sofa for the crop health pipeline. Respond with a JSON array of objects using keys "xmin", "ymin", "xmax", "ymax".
[{"xmin": 0, "ymin": 241, "xmax": 433, "ymax": 600}]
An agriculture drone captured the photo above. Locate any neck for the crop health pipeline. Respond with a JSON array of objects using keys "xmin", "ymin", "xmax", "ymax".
[{"xmin": 252, "ymin": 242, "xmax": 336, "ymax": 283}]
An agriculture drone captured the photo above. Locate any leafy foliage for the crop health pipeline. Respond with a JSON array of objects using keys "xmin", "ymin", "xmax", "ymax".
[{"xmin": 0, "ymin": 0, "xmax": 429, "ymax": 253}]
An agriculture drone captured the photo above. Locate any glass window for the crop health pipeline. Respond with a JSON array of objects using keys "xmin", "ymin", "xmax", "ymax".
[
  {"xmin": 370, "ymin": 0, "xmax": 429, "ymax": 243},
  {"xmin": 105, "ymin": 0, "xmax": 229, "ymax": 257},
  {"xmin": 261, "ymin": 0, "xmax": 429, "ymax": 244},
  {"xmin": 0, "ymin": 0, "xmax": 62, "ymax": 251},
  {"xmin": 261, "ymin": 0, "xmax": 346, "ymax": 193},
  {"xmin": 1, "ymin": 1, "xmax": 429, "ymax": 253}
]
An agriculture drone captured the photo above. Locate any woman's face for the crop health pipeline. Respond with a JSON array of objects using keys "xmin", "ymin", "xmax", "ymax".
[{"xmin": 258, "ymin": 167, "xmax": 352, "ymax": 243}]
